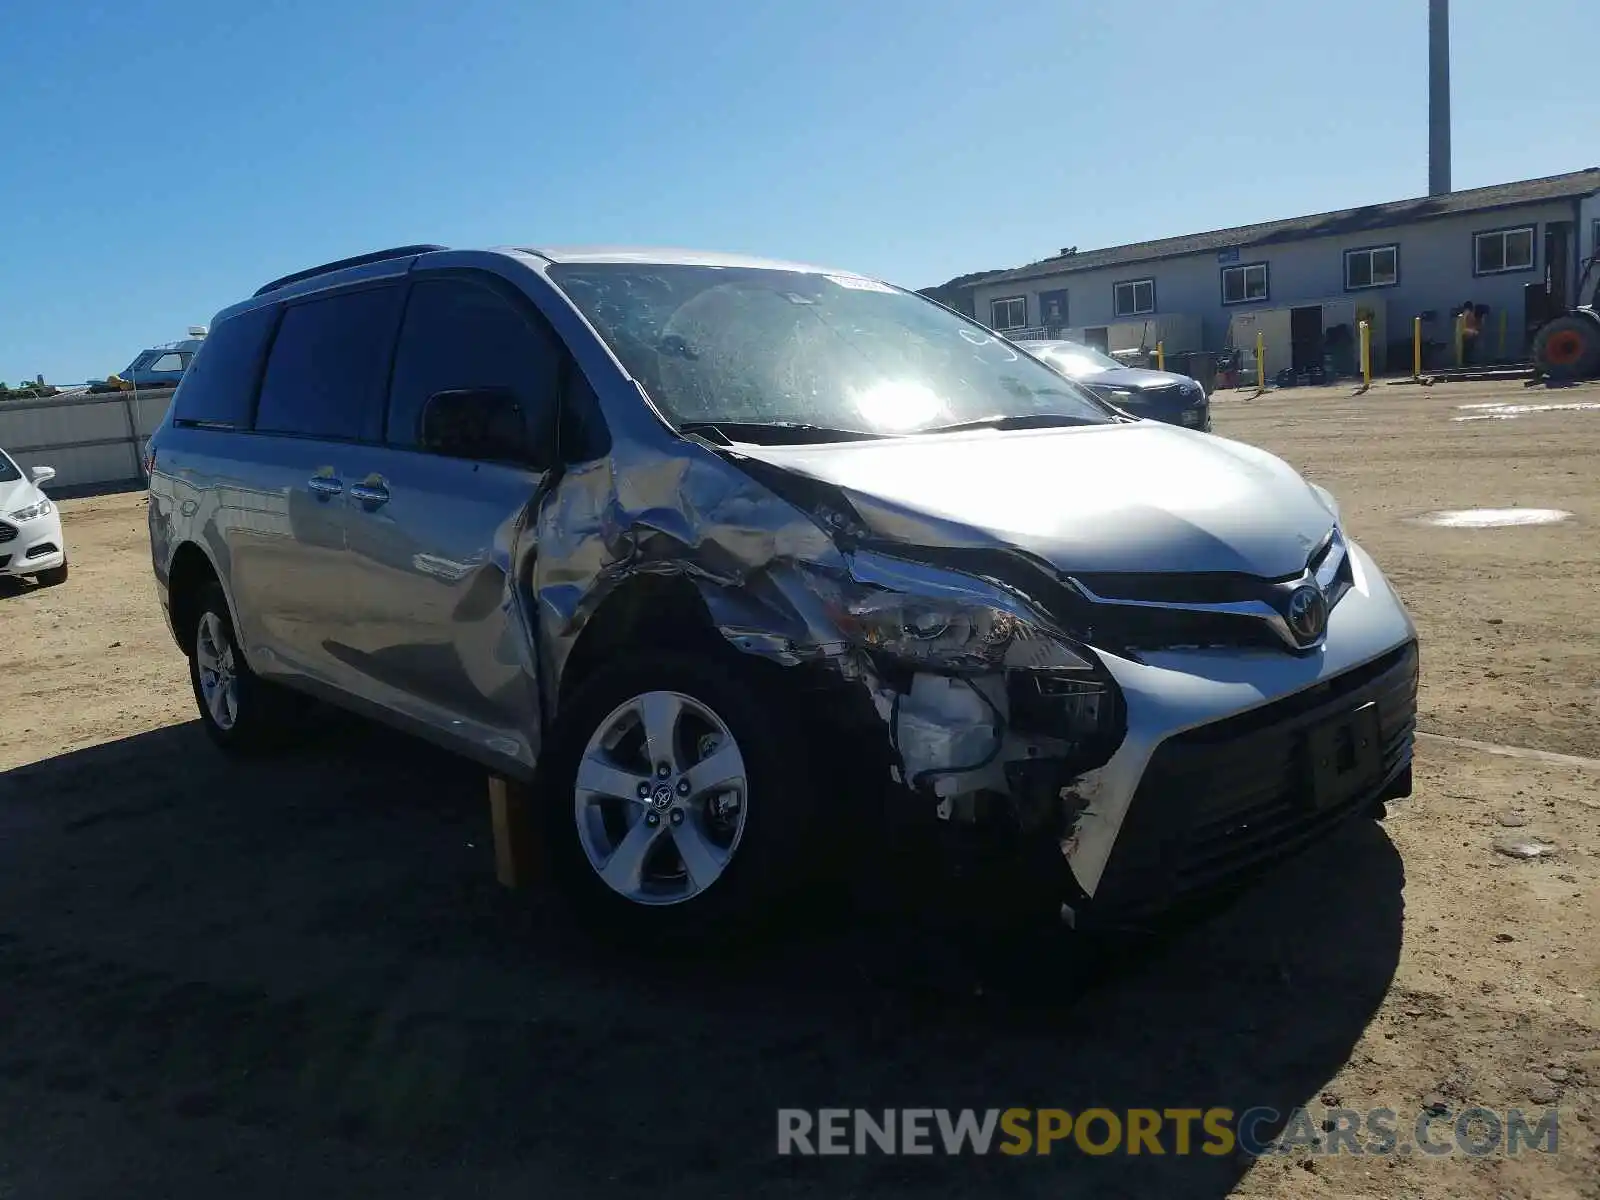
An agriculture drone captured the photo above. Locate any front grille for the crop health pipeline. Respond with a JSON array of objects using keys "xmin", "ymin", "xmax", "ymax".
[
  {"xmin": 1144, "ymin": 383, "xmax": 1194, "ymax": 405},
  {"xmin": 1072, "ymin": 570, "xmax": 1288, "ymax": 604},
  {"xmin": 1064, "ymin": 531, "xmax": 1348, "ymax": 654},
  {"xmin": 24, "ymin": 542, "xmax": 58, "ymax": 559},
  {"xmin": 1087, "ymin": 606, "xmax": 1286, "ymax": 652},
  {"xmin": 1073, "ymin": 531, "xmax": 1339, "ymax": 606},
  {"xmin": 0, "ymin": 522, "xmax": 15, "ymax": 544},
  {"xmin": 1085, "ymin": 642, "xmax": 1418, "ymax": 919}
]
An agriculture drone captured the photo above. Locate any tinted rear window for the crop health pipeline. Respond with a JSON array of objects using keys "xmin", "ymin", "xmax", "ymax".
[
  {"xmin": 255, "ymin": 285, "xmax": 405, "ymax": 441},
  {"xmin": 170, "ymin": 305, "xmax": 279, "ymax": 428}
]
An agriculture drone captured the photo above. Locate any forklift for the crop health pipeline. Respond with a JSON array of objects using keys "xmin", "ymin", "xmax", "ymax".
[{"xmin": 1532, "ymin": 251, "xmax": 1600, "ymax": 381}]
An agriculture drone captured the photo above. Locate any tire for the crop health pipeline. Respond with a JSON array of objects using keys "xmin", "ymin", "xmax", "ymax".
[
  {"xmin": 536, "ymin": 652, "xmax": 819, "ymax": 949},
  {"xmin": 36, "ymin": 560, "xmax": 68, "ymax": 587},
  {"xmin": 186, "ymin": 581, "xmax": 303, "ymax": 754},
  {"xmin": 1533, "ymin": 314, "xmax": 1600, "ymax": 381}
]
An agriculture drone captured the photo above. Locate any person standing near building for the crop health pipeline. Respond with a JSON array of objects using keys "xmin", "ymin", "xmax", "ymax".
[{"xmin": 1460, "ymin": 300, "xmax": 1481, "ymax": 365}]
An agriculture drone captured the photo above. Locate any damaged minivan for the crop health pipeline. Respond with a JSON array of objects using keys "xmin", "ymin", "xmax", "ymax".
[{"xmin": 146, "ymin": 244, "xmax": 1418, "ymax": 940}]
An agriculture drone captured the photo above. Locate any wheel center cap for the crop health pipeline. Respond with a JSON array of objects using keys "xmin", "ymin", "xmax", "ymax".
[{"xmin": 651, "ymin": 784, "xmax": 674, "ymax": 810}]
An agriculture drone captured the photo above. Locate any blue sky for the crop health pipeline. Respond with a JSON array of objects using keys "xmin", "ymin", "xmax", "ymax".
[{"xmin": 1, "ymin": 0, "xmax": 1593, "ymax": 384}]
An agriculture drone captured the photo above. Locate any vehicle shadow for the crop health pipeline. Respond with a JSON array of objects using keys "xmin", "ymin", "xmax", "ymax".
[
  {"xmin": 0, "ymin": 575, "xmax": 50, "ymax": 598},
  {"xmin": 0, "ymin": 719, "xmax": 1405, "ymax": 1198}
]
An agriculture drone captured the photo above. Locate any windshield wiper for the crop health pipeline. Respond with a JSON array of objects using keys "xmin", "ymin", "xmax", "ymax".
[
  {"xmin": 918, "ymin": 413, "xmax": 1104, "ymax": 435},
  {"xmin": 677, "ymin": 420, "xmax": 883, "ymax": 444}
]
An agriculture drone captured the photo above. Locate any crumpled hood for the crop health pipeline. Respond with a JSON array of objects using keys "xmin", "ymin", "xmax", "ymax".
[{"xmin": 728, "ymin": 422, "xmax": 1337, "ymax": 578}]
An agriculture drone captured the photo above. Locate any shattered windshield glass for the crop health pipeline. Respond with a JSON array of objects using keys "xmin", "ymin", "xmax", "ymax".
[{"xmin": 547, "ymin": 263, "xmax": 1113, "ymax": 436}]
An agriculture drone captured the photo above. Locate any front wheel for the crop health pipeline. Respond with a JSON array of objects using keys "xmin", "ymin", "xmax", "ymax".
[{"xmin": 537, "ymin": 653, "xmax": 819, "ymax": 947}]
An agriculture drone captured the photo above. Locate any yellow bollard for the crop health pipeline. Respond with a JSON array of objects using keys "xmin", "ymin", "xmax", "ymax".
[
  {"xmin": 1358, "ymin": 320, "xmax": 1372, "ymax": 392},
  {"xmin": 1455, "ymin": 313, "xmax": 1465, "ymax": 367},
  {"xmin": 1413, "ymin": 316, "xmax": 1423, "ymax": 378},
  {"xmin": 1256, "ymin": 330, "xmax": 1266, "ymax": 392},
  {"xmin": 1156, "ymin": 340, "xmax": 1165, "ymax": 371}
]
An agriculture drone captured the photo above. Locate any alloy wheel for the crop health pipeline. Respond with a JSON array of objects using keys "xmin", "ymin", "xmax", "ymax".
[
  {"xmin": 573, "ymin": 690, "xmax": 749, "ymax": 906},
  {"xmin": 195, "ymin": 612, "xmax": 239, "ymax": 731}
]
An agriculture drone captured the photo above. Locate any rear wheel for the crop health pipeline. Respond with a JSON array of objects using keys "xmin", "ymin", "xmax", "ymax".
[
  {"xmin": 1533, "ymin": 314, "xmax": 1600, "ymax": 381},
  {"xmin": 187, "ymin": 582, "xmax": 304, "ymax": 753},
  {"xmin": 537, "ymin": 653, "xmax": 818, "ymax": 948}
]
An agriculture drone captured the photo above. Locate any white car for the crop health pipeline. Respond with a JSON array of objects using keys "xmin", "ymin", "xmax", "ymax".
[{"xmin": 0, "ymin": 448, "xmax": 67, "ymax": 587}]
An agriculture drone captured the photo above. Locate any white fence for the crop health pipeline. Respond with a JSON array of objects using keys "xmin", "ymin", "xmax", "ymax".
[{"xmin": 0, "ymin": 388, "xmax": 174, "ymax": 492}]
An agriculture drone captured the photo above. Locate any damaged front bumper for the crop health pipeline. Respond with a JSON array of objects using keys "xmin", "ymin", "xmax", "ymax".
[
  {"xmin": 1071, "ymin": 638, "xmax": 1415, "ymax": 926},
  {"xmin": 827, "ymin": 538, "xmax": 1419, "ymax": 924}
]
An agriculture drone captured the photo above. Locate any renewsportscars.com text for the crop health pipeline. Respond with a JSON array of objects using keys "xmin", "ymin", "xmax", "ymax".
[{"xmin": 777, "ymin": 1106, "xmax": 1560, "ymax": 1157}]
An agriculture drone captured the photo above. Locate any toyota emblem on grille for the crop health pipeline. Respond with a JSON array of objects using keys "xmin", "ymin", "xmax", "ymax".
[{"xmin": 1286, "ymin": 583, "xmax": 1329, "ymax": 644}]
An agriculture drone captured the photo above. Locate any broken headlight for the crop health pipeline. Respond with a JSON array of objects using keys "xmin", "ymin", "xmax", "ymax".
[
  {"xmin": 828, "ymin": 553, "xmax": 1126, "ymax": 803},
  {"xmin": 843, "ymin": 591, "xmax": 1094, "ymax": 671},
  {"xmin": 833, "ymin": 550, "xmax": 1098, "ymax": 673}
]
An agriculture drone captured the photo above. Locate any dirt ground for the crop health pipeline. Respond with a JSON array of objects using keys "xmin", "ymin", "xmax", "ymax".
[{"xmin": 1, "ymin": 378, "xmax": 1597, "ymax": 1199}]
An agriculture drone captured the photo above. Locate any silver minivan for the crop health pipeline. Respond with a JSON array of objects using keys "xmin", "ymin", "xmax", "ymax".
[{"xmin": 146, "ymin": 244, "xmax": 1418, "ymax": 942}]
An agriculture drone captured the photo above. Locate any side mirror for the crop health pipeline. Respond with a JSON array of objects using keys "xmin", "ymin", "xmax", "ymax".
[
  {"xmin": 419, "ymin": 388, "xmax": 550, "ymax": 468},
  {"xmin": 31, "ymin": 465, "xmax": 56, "ymax": 485}
]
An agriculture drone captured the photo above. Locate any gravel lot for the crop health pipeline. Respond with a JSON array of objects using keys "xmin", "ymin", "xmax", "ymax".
[{"xmin": 1, "ymin": 378, "xmax": 1597, "ymax": 1199}]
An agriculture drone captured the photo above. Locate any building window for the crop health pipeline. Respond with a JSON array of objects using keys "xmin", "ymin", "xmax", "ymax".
[
  {"xmin": 1113, "ymin": 278, "xmax": 1156, "ymax": 317},
  {"xmin": 1221, "ymin": 262, "xmax": 1269, "ymax": 305},
  {"xmin": 1038, "ymin": 289, "xmax": 1069, "ymax": 327},
  {"xmin": 990, "ymin": 295, "xmax": 1027, "ymax": 331},
  {"xmin": 1474, "ymin": 226, "xmax": 1535, "ymax": 275},
  {"xmin": 1344, "ymin": 245, "xmax": 1398, "ymax": 290}
]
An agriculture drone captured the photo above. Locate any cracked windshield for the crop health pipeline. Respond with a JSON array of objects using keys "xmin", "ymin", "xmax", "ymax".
[{"xmin": 550, "ymin": 263, "xmax": 1111, "ymax": 436}]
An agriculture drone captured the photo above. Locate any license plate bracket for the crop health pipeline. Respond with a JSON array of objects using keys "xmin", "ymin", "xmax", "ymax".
[{"xmin": 1307, "ymin": 701, "xmax": 1382, "ymax": 810}]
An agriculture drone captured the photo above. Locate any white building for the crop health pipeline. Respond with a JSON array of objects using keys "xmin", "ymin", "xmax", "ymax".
[{"xmin": 951, "ymin": 168, "xmax": 1600, "ymax": 375}]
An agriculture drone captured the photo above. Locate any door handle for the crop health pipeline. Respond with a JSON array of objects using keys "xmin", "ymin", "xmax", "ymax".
[
  {"xmin": 307, "ymin": 476, "xmax": 343, "ymax": 498},
  {"xmin": 349, "ymin": 482, "xmax": 390, "ymax": 506}
]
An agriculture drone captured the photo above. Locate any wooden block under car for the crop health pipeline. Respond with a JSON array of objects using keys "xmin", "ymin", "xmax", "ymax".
[{"xmin": 488, "ymin": 775, "xmax": 540, "ymax": 889}]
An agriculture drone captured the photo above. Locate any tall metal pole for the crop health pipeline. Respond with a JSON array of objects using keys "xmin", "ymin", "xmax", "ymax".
[{"xmin": 1428, "ymin": 0, "xmax": 1451, "ymax": 196}]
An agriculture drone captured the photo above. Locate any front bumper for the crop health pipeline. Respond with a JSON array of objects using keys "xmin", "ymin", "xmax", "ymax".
[
  {"xmin": 0, "ymin": 513, "xmax": 65, "ymax": 577},
  {"xmin": 1074, "ymin": 641, "xmax": 1414, "ymax": 926},
  {"xmin": 1116, "ymin": 400, "xmax": 1209, "ymax": 431},
  {"xmin": 1058, "ymin": 539, "xmax": 1416, "ymax": 920},
  {"xmin": 1091, "ymin": 384, "xmax": 1209, "ymax": 430}
]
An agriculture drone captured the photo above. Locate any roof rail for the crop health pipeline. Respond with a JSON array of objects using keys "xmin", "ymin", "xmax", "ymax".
[{"xmin": 253, "ymin": 244, "xmax": 449, "ymax": 297}]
